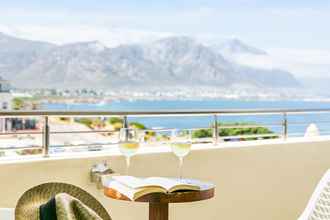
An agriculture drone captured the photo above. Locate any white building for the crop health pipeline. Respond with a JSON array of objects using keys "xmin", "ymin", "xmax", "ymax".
[{"xmin": 0, "ymin": 77, "xmax": 13, "ymax": 132}]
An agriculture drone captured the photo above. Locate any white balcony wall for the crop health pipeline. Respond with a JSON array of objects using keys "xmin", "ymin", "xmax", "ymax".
[{"xmin": 0, "ymin": 139, "xmax": 330, "ymax": 220}]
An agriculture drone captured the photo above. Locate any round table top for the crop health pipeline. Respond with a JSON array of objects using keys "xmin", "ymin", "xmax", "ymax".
[{"xmin": 104, "ymin": 179, "xmax": 215, "ymax": 204}]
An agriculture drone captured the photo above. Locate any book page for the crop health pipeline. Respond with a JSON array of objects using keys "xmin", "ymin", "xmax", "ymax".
[
  {"xmin": 143, "ymin": 177, "xmax": 181, "ymax": 191},
  {"xmin": 107, "ymin": 179, "xmax": 137, "ymax": 200},
  {"xmin": 106, "ymin": 178, "xmax": 168, "ymax": 200},
  {"xmin": 112, "ymin": 176, "xmax": 201, "ymax": 192},
  {"xmin": 112, "ymin": 176, "xmax": 147, "ymax": 188}
]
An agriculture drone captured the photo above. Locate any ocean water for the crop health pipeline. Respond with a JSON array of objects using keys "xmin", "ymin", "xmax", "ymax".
[{"xmin": 44, "ymin": 100, "xmax": 330, "ymax": 137}]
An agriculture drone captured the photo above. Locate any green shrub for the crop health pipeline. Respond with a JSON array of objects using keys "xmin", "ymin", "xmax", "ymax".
[
  {"xmin": 192, "ymin": 122, "xmax": 276, "ymax": 141},
  {"xmin": 192, "ymin": 129, "xmax": 212, "ymax": 138},
  {"xmin": 59, "ymin": 117, "xmax": 70, "ymax": 122},
  {"xmin": 108, "ymin": 117, "xmax": 124, "ymax": 131},
  {"xmin": 12, "ymin": 98, "xmax": 24, "ymax": 110},
  {"xmin": 108, "ymin": 118, "xmax": 147, "ymax": 131},
  {"xmin": 75, "ymin": 118, "xmax": 94, "ymax": 128},
  {"xmin": 142, "ymin": 130, "xmax": 155, "ymax": 141},
  {"xmin": 129, "ymin": 122, "xmax": 146, "ymax": 129},
  {"xmin": 108, "ymin": 117, "xmax": 123, "ymax": 125}
]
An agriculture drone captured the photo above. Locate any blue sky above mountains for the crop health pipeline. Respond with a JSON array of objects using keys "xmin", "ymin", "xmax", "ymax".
[
  {"xmin": 1, "ymin": 0, "xmax": 329, "ymax": 49},
  {"xmin": 2, "ymin": 0, "xmax": 329, "ymax": 10}
]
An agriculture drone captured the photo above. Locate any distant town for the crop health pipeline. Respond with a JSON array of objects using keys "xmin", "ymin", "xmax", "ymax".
[{"xmin": 2, "ymin": 76, "xmax": 329, "ymax": 112}]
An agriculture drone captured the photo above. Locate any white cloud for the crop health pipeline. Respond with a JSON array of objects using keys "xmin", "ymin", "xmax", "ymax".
[
  {"xmin": 227, "ymin": 48, "xmax": 330, "ymax": 78},
  {"xmin": 268, "ymin": 48, "xmax": 330, "ymax": 78},
  {"xmin": 0, "ymin": 24, "xmax": 174, "ymax": 47},
  {"xmin": 0, "ymin": 24, "xmax": 15, "ymax": 35}
]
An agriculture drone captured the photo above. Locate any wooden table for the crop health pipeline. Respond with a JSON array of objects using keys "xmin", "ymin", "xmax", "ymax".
[{"xmin": 104, "ymin": 179, "xmax": 215, "ymax": 220}]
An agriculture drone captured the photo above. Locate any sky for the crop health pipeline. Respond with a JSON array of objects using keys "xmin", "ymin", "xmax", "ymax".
[{"xmin": 1, "ymin": 0, "xmax": 330, "ymax": 80}]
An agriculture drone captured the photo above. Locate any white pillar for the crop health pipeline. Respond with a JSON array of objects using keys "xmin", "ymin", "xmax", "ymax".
[
  {"xmin": 6, "ymin": 119, "xmax": 12, "ymax": 132},
  {"xmin": 0, "ymin": 118, "xmax": 4, "ymax": 133}
]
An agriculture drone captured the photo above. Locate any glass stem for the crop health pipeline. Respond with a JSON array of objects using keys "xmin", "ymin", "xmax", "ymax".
[
  {"xmin": 179, "ymin": 157, "xmax": 184, "ymax": 180},
  {"xmin": 126, "ymin": 156, "xmax": 131, "ymax": 175}
]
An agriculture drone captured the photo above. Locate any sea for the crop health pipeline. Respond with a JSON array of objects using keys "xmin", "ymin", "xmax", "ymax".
[{"xmin": 43, "ymin": 100, "xmax": 330, "ymax": 137}]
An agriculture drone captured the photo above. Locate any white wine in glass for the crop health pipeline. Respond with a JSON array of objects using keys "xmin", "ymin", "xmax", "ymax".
[
  {"xmin": 119, "ymin": 128, "xmax": 140, "ymax": 174},
  {"xmin": 171, "ymin": 129, "xmax": 192, "ymax": 180}
]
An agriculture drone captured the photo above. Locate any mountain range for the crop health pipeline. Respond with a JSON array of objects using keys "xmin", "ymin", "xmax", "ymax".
[{"xmin": 0, "ymin": 32, "xmax": 300, "ymax": 90}]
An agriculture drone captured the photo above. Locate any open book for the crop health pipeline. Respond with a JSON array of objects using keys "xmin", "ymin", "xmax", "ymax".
[{"xmin": 105, "ymin": 176, "xmax": 201, "ymax": 201}]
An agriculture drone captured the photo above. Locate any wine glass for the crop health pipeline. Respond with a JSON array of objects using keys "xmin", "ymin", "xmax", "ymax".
[
  {"xmin": 119, "ymin": 128, "xmax": 140, "ymax": 174},
  {"xmin": 170, "ymin": 129, "xmax": 192, "ymax": 180}
]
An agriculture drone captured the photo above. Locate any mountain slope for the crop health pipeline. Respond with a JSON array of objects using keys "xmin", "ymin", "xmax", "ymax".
[
  {"xmin": 214, "ymin": 38, "xmax": 267, "ymax": 56},
  {"xmin": 143, "ymin": 37, "xmax": 238, "ymax": 86},
  {"xmin": 13, "ymin": 37, "xmax": 241, "ymax": 89},
  {"xmin": 0, "ymin": 32, "xmax": 55, "ymax": 80},
  {"xmin": 0, "ymin": 33, "xmax": 300, "ymax": 90}
]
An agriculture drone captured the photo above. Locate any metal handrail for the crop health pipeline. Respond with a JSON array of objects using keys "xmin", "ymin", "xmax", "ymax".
[
  {"xmin": 1, "ymin": 108, "xmax": 330, "ymax": 158},
  {"xmin": 1, "ymin": 108, "xmax": 330, "ymax": 117}
]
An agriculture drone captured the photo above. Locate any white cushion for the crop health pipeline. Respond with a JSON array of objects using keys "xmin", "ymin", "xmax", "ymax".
[
  {"xmin": 0, "ymin": 208, "xmax": 14, "ymax": 220},
  {"xmin": 305, "ymin": 123, "xmax": 320, "ymax": 137}
]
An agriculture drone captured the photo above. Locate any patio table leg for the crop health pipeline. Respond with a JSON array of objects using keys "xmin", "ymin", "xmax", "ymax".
[{"xmin": 149, "ymin": 203, "xmax": 168, "ymax": 220}]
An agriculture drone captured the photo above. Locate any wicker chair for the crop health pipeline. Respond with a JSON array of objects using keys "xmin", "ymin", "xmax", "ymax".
[{"xmin": 299, "ymin": 170, "xmax": 330, "ymax": 220}]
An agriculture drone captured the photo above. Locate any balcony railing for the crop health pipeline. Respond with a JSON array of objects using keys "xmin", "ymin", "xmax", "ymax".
[{"xmin": 1, "ymin": 108, "xmax": 330, "ymax": 158}]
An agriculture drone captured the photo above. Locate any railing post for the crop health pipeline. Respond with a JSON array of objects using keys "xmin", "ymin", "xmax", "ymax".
[
  {"xmin": 283, "ymin": 113, "xmax": 288, "ymax": 140},
  {"xmin": 213, "ymin": 115, "xmax": 219, "ymax": 146},
  {"xmin": 42, "ymin": 116, "xmax": 50, "ymax": 157},
  {"xmin": 123, "ymin": 116, "xmax": 129, "ymax": 129},
  {"xmin": 122, "ymin": 116, "xmax": 129, "ymax": 141}
]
